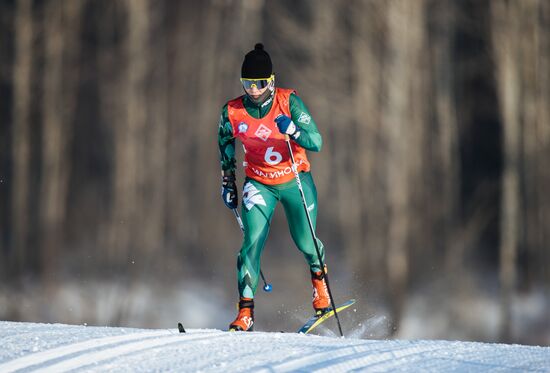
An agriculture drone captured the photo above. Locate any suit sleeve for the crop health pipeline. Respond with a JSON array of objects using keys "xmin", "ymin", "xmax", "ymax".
[
  {"xmin": 218, "ymin": 104, "xmax": 236, "ymax": 173},
  {"xmin": 289, "ymin": 93, "xmax": 323, "ymax": 152}
]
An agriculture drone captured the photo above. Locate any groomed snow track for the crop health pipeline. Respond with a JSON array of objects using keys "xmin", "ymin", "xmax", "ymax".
[{"xmin": 0, "ymin": 321, "xmax": 549, "ymax": 372}]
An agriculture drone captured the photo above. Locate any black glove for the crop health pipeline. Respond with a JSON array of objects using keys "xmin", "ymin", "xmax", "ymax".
[{"xmin": 221, "ymin": 171, "xmax": 238, "ymax": 209}]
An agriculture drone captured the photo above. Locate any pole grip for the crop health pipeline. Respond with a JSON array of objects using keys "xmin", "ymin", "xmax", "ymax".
[{"xmin": 233, "ymin": 209, "xmax": 245, "ymax": 232}]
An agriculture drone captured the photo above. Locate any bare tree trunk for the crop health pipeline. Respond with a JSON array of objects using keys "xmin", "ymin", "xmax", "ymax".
[
  {"xmin": 164, "ymin": 3, "xmax": 196, "ymax": 267},
  {"xmin": 384, "ymin": 0, "xmax": 412, "ymax": 334},
  {"xmin": 518, "ymin": 0, "xmax": 550, "ymax": 339},
  {"xmin": 517, "ymin": 1, "xmax": 541, "ymax": 292},
  {"xmin": 40, "ymin": 0, "xmax": 64, "ymax": 281},
  {"xmin": 536, "ymin": 1, "xmax": 550, "ymax": 303},
  {"xmin": 96, "ymin": 1, "xmax": 123, "ymax": 264},
  {"xmin": 195, "ymin": 1, "xmax": 227, "ymax": 264},
  {"xmin": 428, "ymin": 0, "xmax": 461, "ymax": 274},
  {"xmin": 350, "ymin": 0, "xmax": 389, "ymax": 288},
  {"xmin": 382, "ymin": 0, "xmax": 426, "ymax": 334},
  {"xmin": 327, "ymin": 3, "xmax": 364, "ymax": 282},
  {"xmin": 491, "ymin": 0, "xmax": 521, "ymax": 343},
  {"xmin": 141, "ymin": 1, "xmax": 167, "ymax": 262},
  {"xmin": 40, "ymin": 0, "xmax": 83, "ymax": 282},
  {"xmin": 238, "ymin": 0, "xmax": 264, "ymax": 45},
  {"xmin": 428, "ymin": 0, "xmax": 466, "ymax": 333},
  {"xmin": 11, "ymin": 0, "xmax": 33, "ymax": 277},
  {"xmin": 108, "ymin": 0, "xmax": 150, "ymax": 264},
  {"xmin": 307, "ymin": 0, "xmax": 360, "ymax": 266}
]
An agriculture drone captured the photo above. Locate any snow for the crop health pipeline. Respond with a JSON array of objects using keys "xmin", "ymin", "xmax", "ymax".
[{"xmin": 0, "ymin": 321, "xmax": 548, "ymax": 372}]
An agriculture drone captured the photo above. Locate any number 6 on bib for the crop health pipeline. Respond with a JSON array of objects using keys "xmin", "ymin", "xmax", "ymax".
[{"xmin": 264, "ymin": 147, "xmax": 282, "ymax": 165}]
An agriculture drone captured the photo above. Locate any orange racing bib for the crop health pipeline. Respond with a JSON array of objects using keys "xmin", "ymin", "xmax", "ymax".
[{"xmin": 227, "ymin": 88, "xmax": 310, "ymax": 185}]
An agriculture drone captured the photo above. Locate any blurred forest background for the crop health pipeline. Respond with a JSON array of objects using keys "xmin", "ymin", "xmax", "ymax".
[{"xmin": 0, "ymin": 0, "xmax": 549, "ymax": 345}]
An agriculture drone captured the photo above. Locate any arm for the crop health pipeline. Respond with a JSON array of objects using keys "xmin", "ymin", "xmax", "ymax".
[
  {"xmin": 218, "ymin": 104, "xmax": 238, "ymax": 209},
  {"xmin": 218, "ymin": 104, "xmax": 236, "ymax": 173},
  {"xmin": 288, "ymin": 93, "xmax": 323, "ymax": 152}
]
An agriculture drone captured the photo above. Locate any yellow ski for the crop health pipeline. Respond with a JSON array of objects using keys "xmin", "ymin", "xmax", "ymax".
[{"xmin": 297, "ymin": 299, "xmax": 356, "ymax": 334}]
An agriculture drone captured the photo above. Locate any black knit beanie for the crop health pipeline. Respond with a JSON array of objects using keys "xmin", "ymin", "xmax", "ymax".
[{"xmin": 241, "ymin": 43, "xmax": 273, "ymax": 79}]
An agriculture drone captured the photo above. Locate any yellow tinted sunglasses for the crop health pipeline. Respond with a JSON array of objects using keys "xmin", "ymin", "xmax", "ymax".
[{"xmin": 240, "ymin": 74, "xmax": 275, "ymax": 89}]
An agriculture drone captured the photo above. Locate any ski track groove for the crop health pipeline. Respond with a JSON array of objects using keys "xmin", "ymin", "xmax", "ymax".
[
  {"xmin": 183, "ymin": 336, "xmax": 322, "ymax": 373},
  {"xmin": 425, "ymin": 347, "xmax": 550, "ymax": 372},
  {"xmin": 416, "ymin": 355, "xmax": 544, "ymax": 373},
  {"xmin": 263, "ymin": 342, "xmax": 414, "ymax": 372},
  {"xmin": 419, "ymin": 345, "xmax": 515, "ymax": 372},
  {"xmin": 189, "ymin": 346, "xmax": 278, "ymax": 373},
  {"xmin": 317, "ymin": 342, "xmax": 548, "ymax": 373},
  {"xmin": 314, "ymin": 344, "xmax": 449, "ymax": 372},
  {"xmin": 260, "ymin": 344, "xmax": 364, "ymax": 371},
  {"xmin": 39, "ymin": 332, "xmax": 234, "ymax": 373},
  {"xmin": 0, "ymin": 329, "xmax": 186, "ymax": 373}
]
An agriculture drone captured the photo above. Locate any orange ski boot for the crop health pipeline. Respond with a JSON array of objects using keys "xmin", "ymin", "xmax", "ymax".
[
  {"xmin": 229, "ymin": 298, "xmax": 254, "ymax": 331},
  {"xmin": 311, "ymin": 266, "xmax": 331, "ymax": 315}
]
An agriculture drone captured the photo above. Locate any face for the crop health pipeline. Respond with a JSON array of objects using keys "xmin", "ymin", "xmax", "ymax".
[{"xmin": 244, "ymin": 85, "xmax": 269, "ymax": 100}]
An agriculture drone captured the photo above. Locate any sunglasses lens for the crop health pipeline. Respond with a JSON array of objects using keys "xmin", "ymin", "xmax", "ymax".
[{"xmin": 242, "ymin": 78, "xmax": 270, "ymax": 89}]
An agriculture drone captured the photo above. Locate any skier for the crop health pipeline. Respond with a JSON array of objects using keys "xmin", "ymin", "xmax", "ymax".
[{"xmin": 218, "ymin": 43, "xmax": 330, "ymax": 332}]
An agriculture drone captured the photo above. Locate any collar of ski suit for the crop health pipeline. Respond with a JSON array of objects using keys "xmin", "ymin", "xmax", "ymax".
[{"xmin": 242, "ymin": 92, "xmax": 274, "ymax": 119}]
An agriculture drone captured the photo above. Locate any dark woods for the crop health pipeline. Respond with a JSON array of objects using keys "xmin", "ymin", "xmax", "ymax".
[{"xmin": 0, "ymin": 0, "xmax": 549, "ymax": 344}]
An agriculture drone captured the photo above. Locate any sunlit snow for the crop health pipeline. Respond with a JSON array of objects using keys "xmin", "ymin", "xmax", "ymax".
[{"xmin": 0, "ymin": 321, "xmax": 548, "ymax": 372}]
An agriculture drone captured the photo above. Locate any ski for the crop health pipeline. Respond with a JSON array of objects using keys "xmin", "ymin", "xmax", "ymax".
[
  {"xmin": 179, "ymin": 299, "xmax": 355, "ymax": 334},
  {"xmin": 297, "ymin": 299, "xmax": 356, "ymax": 334}
]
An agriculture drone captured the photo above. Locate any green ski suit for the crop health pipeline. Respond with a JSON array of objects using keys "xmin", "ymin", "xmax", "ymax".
[{"xmin": 218, "ymin": 90, "xmax": 324, "ymax": 299}]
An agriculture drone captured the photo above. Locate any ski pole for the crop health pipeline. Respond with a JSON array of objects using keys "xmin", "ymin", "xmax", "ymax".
[
  {"xmin": 233, "ymin": 209, "xmax": 273, "ymax": 292},
  {"xmin": 285, "ymin": 136, "xmax": 344, "ymax": 337}
]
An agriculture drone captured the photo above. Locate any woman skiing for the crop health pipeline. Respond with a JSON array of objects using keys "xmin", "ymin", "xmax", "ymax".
[{"xmin": 218, "ymin": 43, "xmax": 329, "ymax": 331}]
